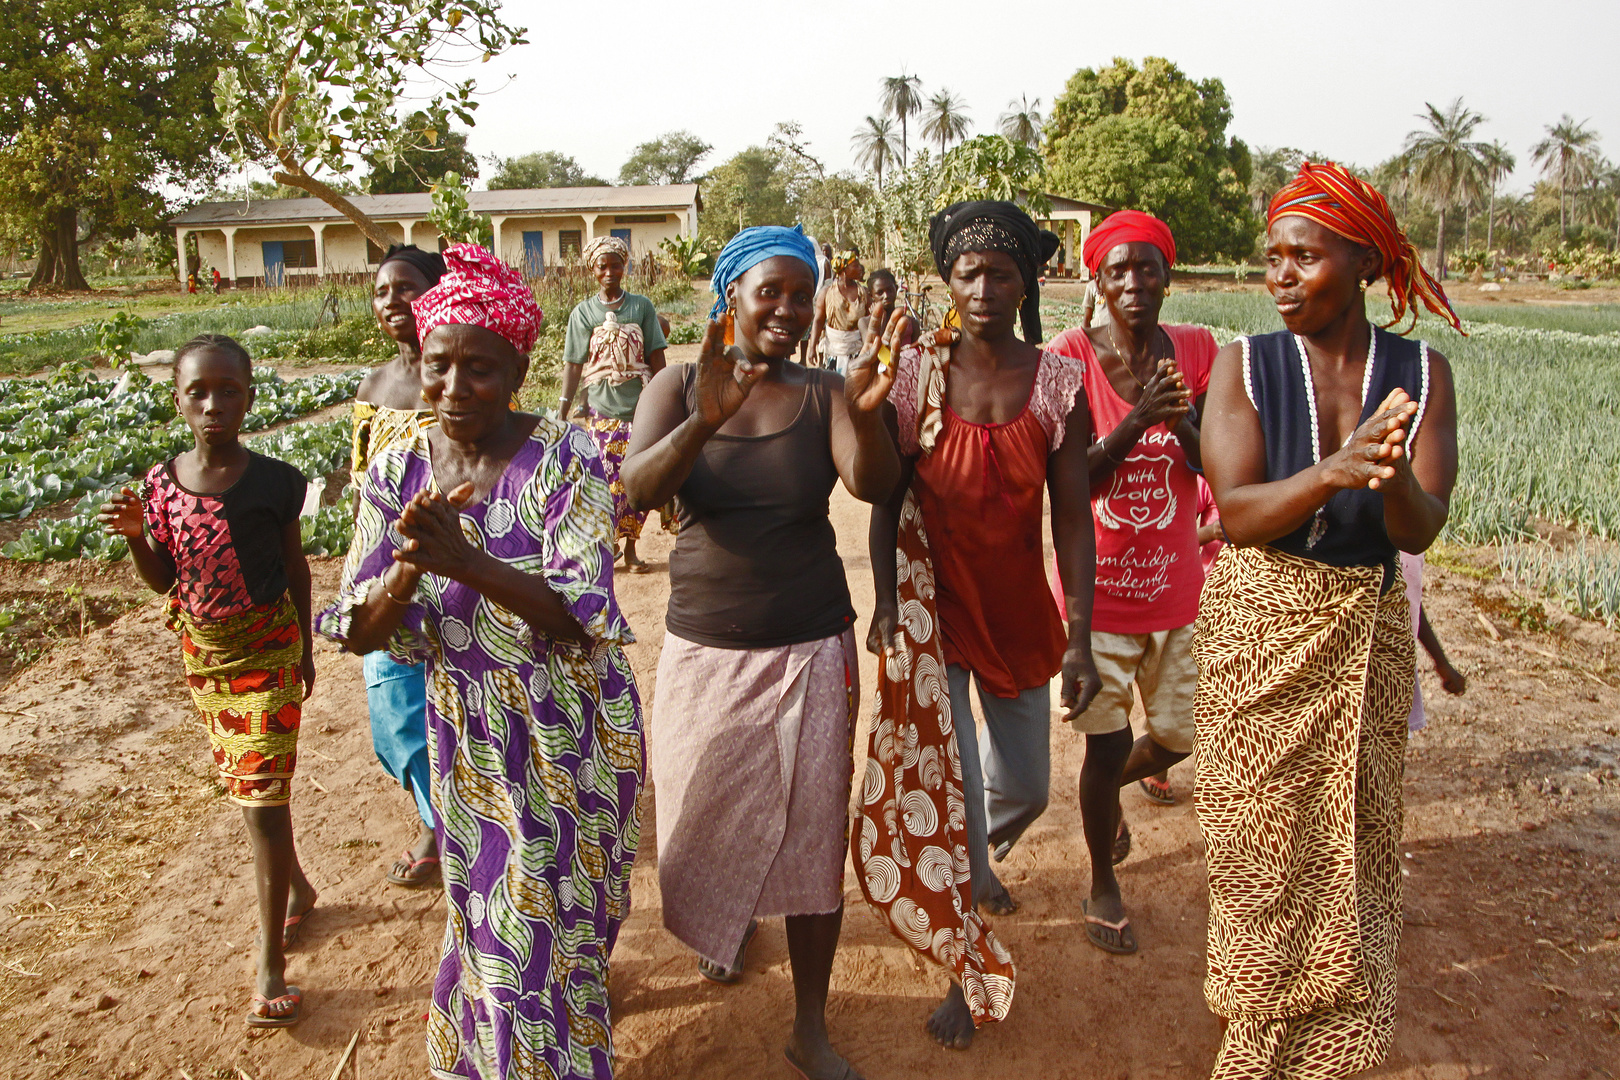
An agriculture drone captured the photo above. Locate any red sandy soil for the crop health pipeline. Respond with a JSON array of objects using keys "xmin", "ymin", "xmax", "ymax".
[{"xmin": 0, "ymin": 493, "xmax": 1617, "ymax": 1079}]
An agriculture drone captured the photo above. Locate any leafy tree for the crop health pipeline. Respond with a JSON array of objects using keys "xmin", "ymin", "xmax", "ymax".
[
  {"xmin": 365, "ymin": 116, "xmax": 478, "ymax": 194},
  {"xmin": 998, "ymin": 95, "xmax": 1043, "ymax": 149},
  {"xmin": 1531, "ymin": 114, "xmax": 1602, "ymax": 237},
  {"xmin": 1044, "ymin": 57, "xmax": 1254, "ymax": 262},
  {"xmin": 699, "ymin": 146, "xmax": 796, "ymax": 246},
  {"xmin": 618, "ymin": 131, "xmax": 710, "ymax": 186},
  {"xmin": 880, "ymin": 73, "xmax": 924, "ymax": 168},
  {"xmin": 938, "ymin": 135, "xmax": 1049, "ymax": 212},
  {"xmin": 851, "ymin": 115, "xmax": 900, "ymax": 190},
  {"xmin": 921, "ymin": 91, "xmax": 972, "ymax": 156},
  {"xmin": 1402, "ymin": 98, "xmax": 1489, "ymax": 277},
  {"xmin": 213, "ymin": 0, "xmax": 526, "ymax": 248},
  {"xmin": 487, "ymin": 150, "xmax": 607, "ymax": 189},
  {"xmin": 0, "ymin": 0, "xmax": 228, "ymax": 290}
]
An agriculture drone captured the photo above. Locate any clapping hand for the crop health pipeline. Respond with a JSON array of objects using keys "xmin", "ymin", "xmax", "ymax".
[
  {"xmin": 845, "ymin": 303, "xmax": 913, "ymax": 415},
  {"xmin": 394, "ymin": 482, "xmax": 479, "ymax": 578},
  {"xmin": 1327, "ymin": 389, "xmax": 1417, "ymax": 492},
  {"xmin": 692, "ymin": 319, "xmax": 767, "ymax": 430},
  {"xmin": 98, "ymin": 487, "xmax": 144, "ymax": 539},
  {"xmin": 1133, "ymin": 358, "xmax": 1192, "ymax": 430}
]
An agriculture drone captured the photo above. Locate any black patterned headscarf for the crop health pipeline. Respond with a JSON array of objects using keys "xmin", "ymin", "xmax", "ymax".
[
  {"xmin": 929, "ymin": 201, "xmax": 1061, "ymax": 344},
  {"xmin": 379, "ymin": 244, "xmax": 446, "ymax": 288}
]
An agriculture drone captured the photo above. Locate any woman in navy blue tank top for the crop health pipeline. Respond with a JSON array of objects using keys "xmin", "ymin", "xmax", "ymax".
[{"xmin": 1193, "ymin": 162, "xmax": 1461, "ymax": 1079}]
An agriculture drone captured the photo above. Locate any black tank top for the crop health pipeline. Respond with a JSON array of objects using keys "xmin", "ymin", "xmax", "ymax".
[
  {"xmin": 1244, "ymin": 327, "xmax": 1433, "ymax": 569},
  {"xmin": 665, "ymin": 364, "xmax": 855, "ymax": 648}
]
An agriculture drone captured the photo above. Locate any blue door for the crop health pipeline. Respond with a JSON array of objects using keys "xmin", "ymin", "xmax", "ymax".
[
  {"xmin": 262, "ymin": 241, "xmax": 285, "ymax": 287},
  {"xmin": 522, "ymin": 231, "xmax": 544, "ymax": 277},
  {"xmin": 610, "ymin": 228, "xmax": 631, "ymax": 252}
]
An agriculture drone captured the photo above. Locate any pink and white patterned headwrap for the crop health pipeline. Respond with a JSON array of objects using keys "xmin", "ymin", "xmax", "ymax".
[{"xmin": 411, "ymin": 243, "xmax": 543, "ymax": 355}]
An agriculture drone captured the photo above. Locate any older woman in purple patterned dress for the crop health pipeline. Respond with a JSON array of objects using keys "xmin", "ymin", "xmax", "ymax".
[{"xmin": 319, "ymin": 244, "xmax": 642, "ymax": 1080}]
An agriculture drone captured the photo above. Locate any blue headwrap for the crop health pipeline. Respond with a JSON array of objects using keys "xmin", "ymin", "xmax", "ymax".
[{"xmin": 709, "ymin": 225, "xmax": 821, "ymax": 318}]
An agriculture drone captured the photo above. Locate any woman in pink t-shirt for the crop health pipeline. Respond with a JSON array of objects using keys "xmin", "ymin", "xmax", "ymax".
[{"xmin": 1047, "ymin": 211, "xmax": 1217, "ymax": 955}]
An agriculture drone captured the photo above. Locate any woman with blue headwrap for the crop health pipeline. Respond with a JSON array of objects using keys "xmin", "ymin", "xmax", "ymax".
[{"xmin": 623, "ymin": 225, "xmax": 907, "ymax": 1080}]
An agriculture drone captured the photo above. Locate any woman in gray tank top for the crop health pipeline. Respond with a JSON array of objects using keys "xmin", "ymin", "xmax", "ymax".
[{"xmin": 622, "ymin": 225, "xmax": 906, "ymax": 1080}]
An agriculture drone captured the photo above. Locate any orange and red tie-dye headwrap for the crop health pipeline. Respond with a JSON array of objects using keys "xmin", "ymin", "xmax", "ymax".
[
  {"xmin": 412, "ymin": 242, "xmax": 543, "ymax": 354},
  {"xmin": 1268, "ymin": 161, "xmax": 1462, "ymax": 334}
]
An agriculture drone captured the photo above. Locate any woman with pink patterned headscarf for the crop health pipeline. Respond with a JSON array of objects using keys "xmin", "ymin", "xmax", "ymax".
[{"xmin": 320, "ymin": 244, "xmax": 643, "ymax": 1080}]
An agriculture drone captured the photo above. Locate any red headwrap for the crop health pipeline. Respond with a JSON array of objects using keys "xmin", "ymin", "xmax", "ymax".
[
  {"xmin": 1082, "ymin": 209, "xmax": 1177, "ymax": 275},
  {"xmin": 411, "ymin": 243, "xmax": 543, "ymax": 355},
  {"xmin": 1268, "ymin": 161, "xmax": 1462, "ymax": 334}
]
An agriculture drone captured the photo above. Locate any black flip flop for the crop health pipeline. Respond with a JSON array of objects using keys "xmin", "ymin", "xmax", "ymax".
[
  {"xmin": 784, "ymin": 1047, "xmax": 863, "ymax": 1080},
  {"xmin": 1082, "ymin": 900, "xmax": 1138, "ymax": 955},
  {"xmin": 697, "ymin": 919, "xmax": 758, "ymax": 984},
  {"xmin": 1112, "ymin": 817, "xmax": 1132, "ymax": 866}
]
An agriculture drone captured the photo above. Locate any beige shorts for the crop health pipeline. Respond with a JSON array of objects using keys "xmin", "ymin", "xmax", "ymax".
[{"xmin": 1069, "ymin": 624, "xmax": 1197, "ymax": 754}]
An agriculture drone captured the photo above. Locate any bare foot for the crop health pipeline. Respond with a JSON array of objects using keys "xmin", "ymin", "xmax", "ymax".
[{"xmin": 926, "ymin": 982, "xmax": 975, "ymax": 1050}]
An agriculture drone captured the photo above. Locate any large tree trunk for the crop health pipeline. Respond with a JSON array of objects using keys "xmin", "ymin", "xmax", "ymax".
[
  {"xmin": 273, "ymin": 168, "xmax": 395, "ymax": 249},
  {"xmin": 27, "ymin": 208, "xmax": 91, "ymax": 291},
  {"xmin": 1487, "ymin": 186, "xmax": 1496, "ymax": 252},
  {"xmin": 1436, "ymin": 207, "xmax": 1448, "ymax": 279}
]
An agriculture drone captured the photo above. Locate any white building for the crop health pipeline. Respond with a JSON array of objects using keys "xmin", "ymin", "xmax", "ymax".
[{"xmin": 168, "ymin": 185, "xmax": 701, "ymax": 286}]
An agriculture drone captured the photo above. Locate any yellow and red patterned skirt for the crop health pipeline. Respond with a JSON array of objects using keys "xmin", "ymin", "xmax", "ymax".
[{"xmin": 168, "ymin": 592, "xmax": 304, "ymax": 807}]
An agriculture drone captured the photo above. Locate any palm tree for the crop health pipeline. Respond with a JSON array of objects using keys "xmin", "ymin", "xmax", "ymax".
[
  {"xmin": 1492, "ymin": 193, "xmax": 1532, "ymax": 254},
  {"xmin": 1531, "ymin": 114, "xmax": 1602, "ymax": 237},
  {"xmin": 921, "ymin": 90, "xmax": 971, "ymax": 157},
  {"xmin": 880, "ymin": 73, "xmax": 925, "ymax": 169},
  {"xmin": 1249, "ymin": 146, "xmax": 1302, "ymax": 215},
  {"xmin": 998, "ymin": 95, "xmax": 1043, "ymax": 149},
  {"xmin": 851, "ymin": 115, "xmax": 900, "ymax": 190},
  {"xmin": 1479, "ymin": 139, "xmax": 1516, "ymax": 253},
  {"xmin": 1403, "ymin": 98, "xmax": 1489, "ymax": 278}
]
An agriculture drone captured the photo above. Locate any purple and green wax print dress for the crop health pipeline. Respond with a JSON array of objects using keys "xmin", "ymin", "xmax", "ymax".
[{"xmin": 318, "ymin": 414, "xmax": 643, "ymax": 1080}]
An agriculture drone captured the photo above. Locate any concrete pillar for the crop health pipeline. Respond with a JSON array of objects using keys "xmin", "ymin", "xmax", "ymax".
[
  {"xmin": 1078, "ymin": 212, "xmax": 1092, "ymax": 281},
  {"xmin": 583, "ymin": 213, "xmax": 599, "ymax": 242},
  {"xmin": 1065, "ymin": 220, "xmax": 1075, "ymax": 277},
  {"xmin": 175, "ymin": 227, "xmax": 189, "ymax": 283},
  {"xmin": 490, "ymin": 215, "xmax": 507, "ymax": 263},
  {"xmin": 311, "ymin": 222, "xmax": 327, "ymax": 280},
  {"xmin": 223, "ymin": 226, "xmax": 238, "ymax": 286},
  {"xmin": 398, "ymin": 220, "xmax": 415, "ymax": 247}
]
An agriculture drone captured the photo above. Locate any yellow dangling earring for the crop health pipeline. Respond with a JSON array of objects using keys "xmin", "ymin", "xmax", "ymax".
[
  {"xmin": 1359, "ymin": 279, "xmax": 1369, "ymax": 293},
  {"xmin": 723, "ymin": 303, "xmax": 737, "ymax": 347}
]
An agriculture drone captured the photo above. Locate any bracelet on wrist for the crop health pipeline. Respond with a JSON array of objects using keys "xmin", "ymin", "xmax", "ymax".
[{"xmin": 382, "ymin": 575, "xmax": 416, "ymax": 606}]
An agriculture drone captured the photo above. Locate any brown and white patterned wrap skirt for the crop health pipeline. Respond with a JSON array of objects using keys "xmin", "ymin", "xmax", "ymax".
[{"xmin": 1193, "ymin": 544, "xmax": 1413, "ymax": 1079}]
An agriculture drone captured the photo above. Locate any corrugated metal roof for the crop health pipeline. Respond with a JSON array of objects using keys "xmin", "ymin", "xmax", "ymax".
[{"xmin": 169, "ymin": 184, "xmax": 701, "ymax": 227}]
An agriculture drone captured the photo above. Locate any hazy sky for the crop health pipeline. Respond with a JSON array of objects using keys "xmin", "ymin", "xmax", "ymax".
[{"xmin": 463, "ymin": 0, "xmax": 1617, "ymax": 193}]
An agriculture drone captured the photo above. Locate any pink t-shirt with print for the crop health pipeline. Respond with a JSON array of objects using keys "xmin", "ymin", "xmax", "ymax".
[{"xmin": 1046, "ymin": 323, "xmax": 1218, "ymax": 635}]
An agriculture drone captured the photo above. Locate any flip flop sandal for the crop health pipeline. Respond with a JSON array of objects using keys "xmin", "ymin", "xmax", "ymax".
[
  {"xmin": 282, "ymin": 896, "xmax": 317, "ymax": 949},
  {"xmin": 245, "ymin": 985, "xmax": 303, "ymax": 1028},
  {"xmin": 625, "ymin": 560, "xmax": 654, "ymax": 574},
  {"xmin": 1082, "ymin": 901, "xmax": 1138, "ymax": 955},
  {"xmin": 387, "ymin": 849, "xmax": 442, "ymax": 888},
  {"xmin": 1112, "ymin": 818, "xmax": 1132, "ymax": 866},
  {"xmin": 697, "ymin": 919, "xmax": 758, "ymax": 985},
  {"xmin": 1139, "ymin": 776, "xmax": 1176, "ymax": 805},
  {"xmin": 783, "ymin": 1047, "xmax": 863, "ymax": 1080}
]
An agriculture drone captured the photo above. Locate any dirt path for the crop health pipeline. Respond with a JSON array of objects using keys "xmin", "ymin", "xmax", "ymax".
[{"xmin": 0, "ymin": 493, "xmax": 1617, "ymax": 1079}]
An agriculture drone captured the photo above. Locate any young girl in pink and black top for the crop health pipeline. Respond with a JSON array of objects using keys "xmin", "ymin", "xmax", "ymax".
[
  {"xmin": 100, "ymin": 335, "xmax": 316, "ymax": 1028},
  {"xmin": 1047, "ymin": 211, "xmax": 1218, "ymax": 956}
]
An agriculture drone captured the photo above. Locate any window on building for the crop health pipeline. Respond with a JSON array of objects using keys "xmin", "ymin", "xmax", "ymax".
[
  {"xmin": 282, "ymin": 239, "xmax": 319, "ymax": 268},
  {"xmin": 559, "ymin": 230, "xmax": 582, "ymax": 261},
  {"xmin": 366, "ymin": 240, "xmax": 385, "ymax": 265}
]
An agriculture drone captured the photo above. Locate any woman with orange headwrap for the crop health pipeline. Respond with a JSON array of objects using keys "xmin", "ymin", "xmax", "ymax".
[{"xmin": 1194, "ymin": 162, "xmax": 1460, "ymax": 1078}]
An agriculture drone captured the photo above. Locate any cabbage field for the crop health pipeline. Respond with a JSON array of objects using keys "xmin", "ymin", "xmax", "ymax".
[{"xmin": 0, "ymin": 366, "xmax": 361, "ymax": 562}]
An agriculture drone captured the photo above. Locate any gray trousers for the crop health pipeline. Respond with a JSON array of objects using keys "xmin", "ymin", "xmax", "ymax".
[{"xmin": 947, "ymin": 665, "xmax": 1051, "ymax": 903}]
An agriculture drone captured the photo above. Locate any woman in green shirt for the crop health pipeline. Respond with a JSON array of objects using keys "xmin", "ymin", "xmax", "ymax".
[{"xmin": 559, "ymin": 236, "xmax": 669, "ymax": 571}]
